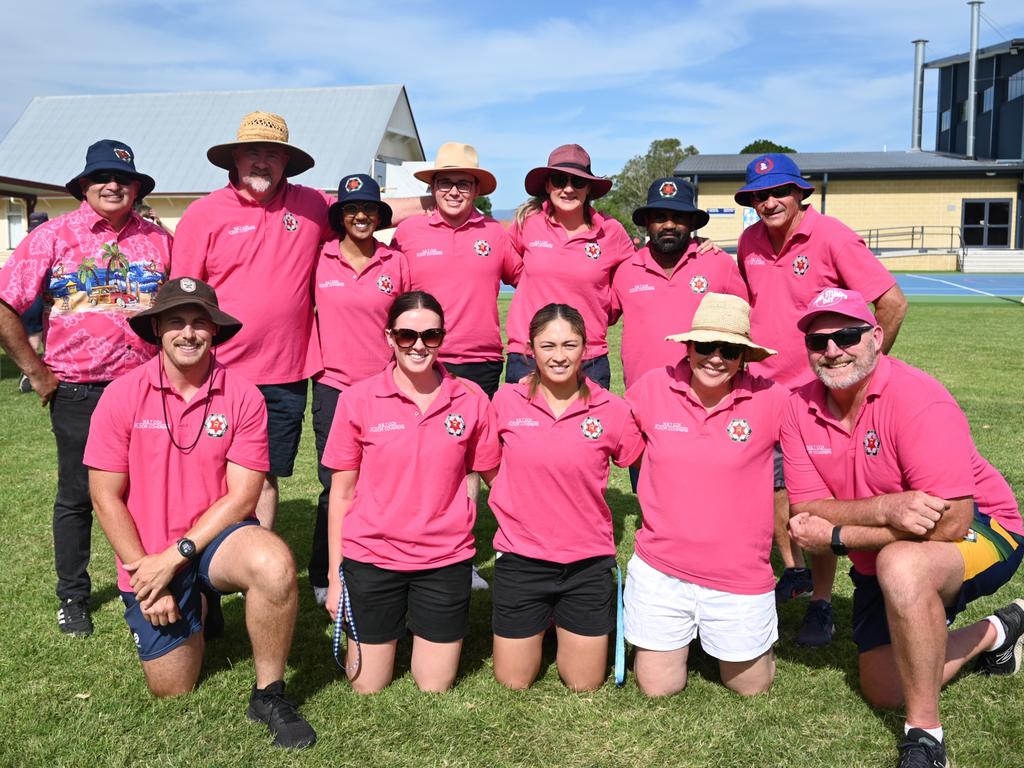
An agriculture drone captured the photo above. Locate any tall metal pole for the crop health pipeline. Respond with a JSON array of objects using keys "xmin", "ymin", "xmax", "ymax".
[
  {"xmin": 911, "ymin": 39, "xmax": 928, "ymax": 150},
  {"xmin": 966, "ymin": 1, "xmax": 982, "ymax": 158}
]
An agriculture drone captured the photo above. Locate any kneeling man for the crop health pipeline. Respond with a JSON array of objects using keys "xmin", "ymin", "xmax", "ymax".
[
  {"xmin": 782, "ymin": 287, "xmax": 1023, "ymax": 767},
  {"xmin": 85, "ymin": 277, "xmax": 315, "ymax": 749}
]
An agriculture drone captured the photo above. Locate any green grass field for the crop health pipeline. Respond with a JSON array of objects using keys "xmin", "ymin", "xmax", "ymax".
[{"xmin": 1, "ymin": 298, "xmax": 1022, "ymax": 767}]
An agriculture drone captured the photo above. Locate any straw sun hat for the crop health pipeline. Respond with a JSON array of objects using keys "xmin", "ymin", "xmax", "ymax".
[
  {"xmin": 414, "ymin": 142, "xmax": 497, "ymax": 196},
  {"xmin": 666, "ymin": 293, "xmax": 777, "ymax": 362},
  {"xmin": 207, "ymin": 111, "xmax": 314, "ymax": 177}
]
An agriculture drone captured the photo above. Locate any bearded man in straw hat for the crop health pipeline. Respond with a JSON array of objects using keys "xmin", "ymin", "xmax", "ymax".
[
  {"xmin": 0, "ymin": 139, "xmax": 171, "ymax": 638},
  {"xmin": 85, "ymin": 277, "xmax": 316, "ymax": 749}
]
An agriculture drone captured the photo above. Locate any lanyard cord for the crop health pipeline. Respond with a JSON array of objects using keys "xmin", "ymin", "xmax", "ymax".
[
  {"xmin": 159, "ymin": 350, "xmax": 217, "ymax": 453},
  {"xmin": 332, "ymin": 566, "xmax": 362, "ymax": 675}
]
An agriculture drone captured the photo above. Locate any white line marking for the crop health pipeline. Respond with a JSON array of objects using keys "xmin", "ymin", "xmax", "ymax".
[{"xmin": 905, "ymin": 274, "xmax": 998, "ymax": 297}]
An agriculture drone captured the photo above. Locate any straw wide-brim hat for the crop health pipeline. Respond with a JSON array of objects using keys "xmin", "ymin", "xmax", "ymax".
[
  {"xmin": 129, "ymin": 277, "xmax": 242, "ymax": 346},
  {"xmin": 414, "ymin": 142, "xmax": 497, "ymax": 196},
  {"xmin": 207, "ymin": 111, "xmax": 315, "ymax": 177},
  {"xmin": 665, "ymin": 293, "xmax": 777, "ymax": 362}
]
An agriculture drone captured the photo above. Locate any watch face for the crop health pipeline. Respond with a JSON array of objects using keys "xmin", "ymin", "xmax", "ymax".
[{"xmin": 178, "ymin": 538, "xmax": 196, "ymax": 559}]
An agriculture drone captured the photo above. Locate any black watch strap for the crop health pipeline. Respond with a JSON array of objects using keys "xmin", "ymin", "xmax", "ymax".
[
  {"xmin": 830, "ymin": 526, "xmax": 849, "ymax": 556},
  {"xmin": 176, "ymin": 537, "xmax": 198, "ymax": 561}
]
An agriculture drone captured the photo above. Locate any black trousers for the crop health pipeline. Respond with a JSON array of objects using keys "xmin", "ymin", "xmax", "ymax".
[{"xmin": 309, "ymin": 380, "xmax": 342, "ymax": 589}]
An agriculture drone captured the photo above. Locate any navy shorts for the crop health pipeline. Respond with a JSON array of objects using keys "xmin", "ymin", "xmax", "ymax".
[
  {"xmin": 120, "ymin": 520, "xmax": 258, "ymax": 661},
  {"xmin": 492, "ymin": 552, "xmax": 615, "ymax": 638},
  {"xmin": 257, "ymin": 380, "xmax": 308, "ymax": 477},
  {"xmin": 504, "ymin": 353, "xmax": 611, "ymax": 390},
  {"xmin": 443, "ymin": 360, "xmax": 503, "ymax": 400},
  {"xmin": 341, "ymin": 557, "xmax": 473, "ymax": 644},
  {"xmin": 851, "ymin": 510, "xmax": 1024, "ymax": 653}
]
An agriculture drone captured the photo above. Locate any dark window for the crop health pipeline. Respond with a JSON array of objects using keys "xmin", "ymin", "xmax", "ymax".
[{"xmin": 1010, "ymin": 71, "xmax": 1024, "ymax": 102}]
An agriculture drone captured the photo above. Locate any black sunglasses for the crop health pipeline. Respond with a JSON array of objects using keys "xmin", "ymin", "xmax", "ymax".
[
  {"xmin": 87, "ymin": 172, "xmax": 135, "ymax": 186},
  {"xmin": 804, "ymin": 326, "xmax": 873, "ymax": 352},
  {"xmin": 548, "ymin": 171, "xmax": 590, "ymax": 190},
  {"xmin": 341, "ymin": 202, "xmax": 379, "ymax": 216},
  {"xmin": 693, "ymin": 341, "xmax": 744, "ymax": 360},
  {"xmin": 391, "ymin": 327, "xmax": 446, "ymax": 349},
  {"xmin": 751, "ymin": 184, "xmax": 797, "ymax": 203}
]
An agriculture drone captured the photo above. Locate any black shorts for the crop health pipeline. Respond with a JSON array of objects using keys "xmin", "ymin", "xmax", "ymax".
[
  {"xmin": 341, "ymin": 558, "xmax": 473, "ymax": 644},
  {"xmin": 442, "ymin": 360, "xmax": 503, "ymax": 400},
  {"xmin": 492, "ymin": 552, "xmax": 615, "ymax": 638},
  {"xmin": 257, "ymin": 380, "xmax": 308, "ymax": 477}
]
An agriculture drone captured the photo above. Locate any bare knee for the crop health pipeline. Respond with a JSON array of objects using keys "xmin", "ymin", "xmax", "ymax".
[
  {"xmin": 861, "ymin": 679, "xmax": 904, "ymax": 710},
  {"xmin": 494, "ymin": 669, "xmax": 536, "ymax": 690},
  {"xmin": 559, "ymin": 670, "xmax": 605, "ymax": 693},
  {"xmin": 146, "ymin": 676, "xmax": 197, "ymax": 698},
  {"xmin": 247, "ymin": 540, "xmax": 297, "ymax": 601},
  {"xmin": 723, "ymin": 673, "xmax": 773, "ymax": 697}
]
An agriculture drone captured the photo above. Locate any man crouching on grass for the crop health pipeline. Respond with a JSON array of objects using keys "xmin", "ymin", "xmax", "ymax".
[
  {"xmin": 781, "ymin": 287, "xmax": 1023, "ymax": 768},
  {"xmin": 84, "ymin": 277, "xmax": 316, "ymax": 749}
]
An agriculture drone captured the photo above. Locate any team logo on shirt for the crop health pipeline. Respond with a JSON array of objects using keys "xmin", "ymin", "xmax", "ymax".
[
  {"xmin": 283, "ymin": 212, "xmax": 299, "ymax": 232},
  {"xmin": 659, "ymin": 181, "xmax": 678, "ymax": 198},
  {"xmin": 376, "ymin": 274, "xmax": 394, "ymax": 294},
  {"xmin": 114, "ymin": 148, "xmax": 132, "ymax": 162},
  {"xmin": 473, "ymin": 239, "xmax": 491, "ymax": 257},
  {"xmin": 727, "ymin": 419, "xmax": 751, "ymax": 442},
  {"xmin": 863, "ymin": 430, "xmax": 880, "ymax": 456},
  {"xmin": 344, "ymin": 176, "xmax": 364, "ymax": 192},
  {"xmin": 444, "ymin": 413, "xmax": 466, "ymax": 437},
  {"xmin": 792, "ymin": 254, "xmax": 810, "ymax": 275},
  {"xmin": 581, "ymin": 417, "xmax": 603, "ymax": 440},
  {"xmin": 205, "ymin": 414, "xmax": 228, "ymax": 438},
  {"xmin": 689, "ymin": 275, "xmax": 708, "ymax": 294},
  {"xmin": 584, "ymin": 242, "xmax": 601, "ymax": 260},
  {"xmin": 755, "ymin": 158, "xmax": 775, "ymax": 174},
  {"xmin": 180, "ymin": 278, "xmax": 197, "ymax": 293}
]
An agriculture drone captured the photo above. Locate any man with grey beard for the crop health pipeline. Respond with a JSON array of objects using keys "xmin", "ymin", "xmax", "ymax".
[{"xmin": 780, "ymin": 287, "xmax": 1023, "ymax": 768}]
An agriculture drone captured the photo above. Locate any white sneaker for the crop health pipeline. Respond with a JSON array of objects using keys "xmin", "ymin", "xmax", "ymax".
[
  {"xmin": 312, "ymin": 586, "xmax": 328, "ymax": 607},
  {"xmin": 470, "ymin": 566, "xmax": 489, "ymax": 591}
]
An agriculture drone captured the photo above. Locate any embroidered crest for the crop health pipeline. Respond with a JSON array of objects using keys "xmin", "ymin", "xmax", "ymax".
[
  {"xmin": 581, "ymin": 417, "xmax": 603, "ymax": 440},
  {"xmin": 376, "ymin": 274, "xmax": 394, "ymax": 294},
  {"xmin": 584, "ymin": 242, "xmax": 601, "ymax": 260},
  {"xmin": 205, "ymin": 414, "xmax": 228, "ymax": 438},
  {"xmin": 444, "ymin": 413, "xmax": 466, "ymax": 437},
  {"xmin": 755, "ymin": 157, "xmax": 775, "ymax": 174},
  {"xmin": 282, "ymin": 212, "xmax": 299, "ymax": 232},
  {"xmin": 473, "ymin": 239, "xmax": 491, "ymax": 257},
  {"xmin": 113, "ymin": 148, "xmax": 132, "ymax": 162},
  {"xmin": 727, "ymin": 419, "xmax": 752, "ymax": 442},
  {"xmin": 689, "ymin": 275, "xmax": 708, "ymax": 294},
  {"xmin": 863, "ymin": 429, "xmax": 880, "ymax": 456},
  {"xmin": 659, "ymin": 181, "xmax": 678, "ymax": 198},
  {"xmin": 792, "ymin": 254, "xmax": 809, "ymax": 276},
  {"xmin": 344, "ymin": 176, "xmax": 364, "ymax": 192},
  {"xmin": 180, "ymin": 278, "xmax": 197, "ymax": 293}
]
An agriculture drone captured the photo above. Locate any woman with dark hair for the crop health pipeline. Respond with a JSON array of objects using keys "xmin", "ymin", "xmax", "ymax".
[
  {"xmin": 482, "ymin": 303, "xmax": 643, "ymax": 690},
  {"xmin": 308, "ymin": 174, "xmax": 410, "ymax": 606},
  {"xmin": 504, "ymin": 145, "xmax": 635, "ymax": 389},
  {"xmin": 323, "ymin": 291, "xmax": 498, "ymax": 693}
]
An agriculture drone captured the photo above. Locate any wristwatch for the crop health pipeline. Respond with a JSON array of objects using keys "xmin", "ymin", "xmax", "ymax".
[
  {"xmin": 830, "ymin": 526, "xmax": 849, "ymax": 556},
  {"xmin": 176, "ymin": 537, "xmax": 198, "ymax": 561}
]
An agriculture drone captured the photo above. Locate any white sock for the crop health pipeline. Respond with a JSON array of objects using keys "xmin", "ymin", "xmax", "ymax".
[
  {"xmin": 905, "ymin": 723, "xmax": 944, "ymax": 742},
  {"xmin": 986, "ymin": 614, "xmax": 1007, "ymax": 651}
]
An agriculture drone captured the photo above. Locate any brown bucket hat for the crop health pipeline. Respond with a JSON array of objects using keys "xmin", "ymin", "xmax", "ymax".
[
  {"xmin": 207, "ymin": 111, "xmax": 315, "ymax": 177},
  {"xmin": 129, "ymin": 277, "xmax": 243, "ymax": 346}
]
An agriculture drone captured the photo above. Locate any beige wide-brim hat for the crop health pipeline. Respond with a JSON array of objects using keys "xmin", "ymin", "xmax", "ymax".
[
  {"xmin": 666, "ymin": 293, "xmax": 777, "ymax": 362},
  {"xmin": 414, "ymin": 142, "xmax": 497, "ymax": 196},
  {"xmin": 207, "ymin": 111, "xmax": 315, "ymax": 178}
]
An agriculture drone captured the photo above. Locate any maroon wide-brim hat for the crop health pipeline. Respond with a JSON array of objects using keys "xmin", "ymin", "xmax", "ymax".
[
  {"xmin": 129, "ymin": 277, "xmax": 242, "ymax": 346},
  {"xmin": 524, "ymin": 144, "xmax": 613, "ymax": 199}
]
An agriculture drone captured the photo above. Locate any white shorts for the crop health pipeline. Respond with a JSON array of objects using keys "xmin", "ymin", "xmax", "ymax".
[{"xmin": 623, "ymin": 553, "xmax": 778, "ymax": 662}]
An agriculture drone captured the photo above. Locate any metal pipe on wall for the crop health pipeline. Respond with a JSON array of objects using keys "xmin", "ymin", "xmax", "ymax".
[
  {"xmin": 911, "ymin": 40, "xmax": 928, "ymax": 150},
  {"xmin": 966, "ymin": 1, "xmax": 982, "ymax": 158}
]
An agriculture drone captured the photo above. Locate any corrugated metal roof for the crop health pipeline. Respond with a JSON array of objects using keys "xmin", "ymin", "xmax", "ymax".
[
  {"xmin": 675, "ymin": 150, "xmax": 1024, "ymax": 177},
  {"xmin": 0, "ymin": 85, "xmax": 423, "ymax": 195},
  {"xmin": 924, "ymin": 38, "xmax": 1024, "ymax": 69}
]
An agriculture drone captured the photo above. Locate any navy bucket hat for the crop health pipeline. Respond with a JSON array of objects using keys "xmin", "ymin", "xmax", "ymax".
[
  {"xmin": 327, "ymin": 174, "xmax": 393, "ymax": 234},
  {"xmin": 632, "ymin": 177, "xmax": 710, "ymax": 229},
  {"xmin": 65, "ymin": 139, "xmax": 156, "ymax": 201},
  {"xmin": 733, "ymin": 153, "xmax": 814, "ymax": 207}
]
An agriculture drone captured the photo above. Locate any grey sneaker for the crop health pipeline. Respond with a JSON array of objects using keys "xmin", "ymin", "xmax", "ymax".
[
  {"xmin": 57, "ymin": 598, "xmax": 93, "ymax": 637},
  {"xmin": 247, "ymin": 681, "xmax": 317, "ymax": 749},
  {"xmin": 471, "ymin": 565, "xmax": 489, "ymax": 591},
  {"xmin": 774, "ymin": 567, "xmax": 812, "ymax": 605},
  {"xmin": 979, "ymin": 598, "xmax": 1024, "ymax": 675},
  {"xmin": 312, "ymin": 585, "xmax": 328, "ymax": 607},
  {"xmin": 897, "ymin": 728, "xmax": 948, "ymax": 767},
  {"xmin": 18, "ymin": 374, "xmax": 33, "ymax": 393},
  {"xmin": 796, "ymin": 599, "xmax": 834, "ymax": 647}
]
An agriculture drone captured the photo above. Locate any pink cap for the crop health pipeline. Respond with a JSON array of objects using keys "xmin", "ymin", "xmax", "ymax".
[{"xmin": 797, "ymin": 288, "xmax": 877, "ymax": 333}]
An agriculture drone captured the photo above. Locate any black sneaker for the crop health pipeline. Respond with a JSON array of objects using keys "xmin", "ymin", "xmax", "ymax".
[
  {"xmin": 979, "ymin": 598, "xmax": 1024, "ymax": 676},
  {"xmin": 57, "ymin": 598, "xmax": 93, "ymax": 637},
  {"xmin": 18, "ymin": 374, "xmax": 33, "ymax": 394},
  {"xmin": 796, "ymin": 599, "xmax": 834, "ymax": 646},
  {"xmin": 247, "ymin": 681, "xmax": 317, "ymax": 749},
  {"xmin": 774, "ymin": 567, "xmax": 813, "ymax": 605},
  {"xmin": 897, "ymin": 728, "xmax": 949, "ymax": 768}
]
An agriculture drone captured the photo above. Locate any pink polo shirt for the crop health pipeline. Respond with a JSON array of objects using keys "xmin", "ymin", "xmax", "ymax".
[
  {"xmin": 781, "ymin": 355, "xmax": 1021, "ymax": 576},
  {"xmin": 625, "ymin": 362, "xmax": 788, "ymax": 594},
  {"xmin": 610, "ymin": 241, "xmax": 748, "ymax": 388},
  {"xmin": 487, "ymin": 381, "xmax": 643, "ymax": 563},
  {"xmin": 392, "ymin": 210, "xmax": 521, "ymax": 364},
  {"xmin": 314, "ymin": 239, "xmax": 410, "ymax": 390},
  {"xmin": 171, "ymin": 181, "xmax": 333, "ymax": 385},
  {"xmin": 322, "ymin": 363, "xmax": 500, "ymax": 571},
  {"xmin": 0, "ymin": 201, "xmax": 171, "ymax": 382},
  {"xmin": 83, "ymin": 356, "xmax": 269, "ymax": 592},
  {"xmin": 506, "ymin": 204, "xmax": 635, "ymax": 359},
  {"xmin": 738, "ymin": 205, "xmax": 895, "ymax": 390}
]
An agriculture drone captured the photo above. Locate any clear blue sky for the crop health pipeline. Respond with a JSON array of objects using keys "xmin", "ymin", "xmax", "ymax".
[{"xmin": 4, "ymin": 0, "xmax": 1023, "ymax": 208}]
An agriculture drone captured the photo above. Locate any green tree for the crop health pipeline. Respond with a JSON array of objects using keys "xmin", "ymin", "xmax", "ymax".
[
  {"xmin": 473, "ymin": 195, "xmax": 492, "ymax": 217},
  {"xmin": 595, "ymin": 138, "xmax": 698, "ymax": 240},
  {"xmin": 740, "ymin": 139, "xmax": 796, "ymax": 154}
]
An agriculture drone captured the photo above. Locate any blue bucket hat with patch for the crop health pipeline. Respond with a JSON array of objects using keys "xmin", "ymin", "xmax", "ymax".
[
  {"xmin": 734, "ymin": 153, "xmax": 814, "ymax": 207},
  {"xmin": 65, "ymin": 139, "xmax": 156, "ymax": 201},
  {"xmin": 632, "ymin": 177, "xmax": 709, "ymax": 229},
  {"xmin": 327, "ymin": 174, "xmax": 393, "ymax": 234}
]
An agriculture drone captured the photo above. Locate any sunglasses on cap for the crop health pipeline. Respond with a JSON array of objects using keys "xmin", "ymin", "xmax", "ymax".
[
  {"xmin": 692, "ymin": 341, "xmax": 744, "ymax": 360},
  {"xmin": 548, "ymin": 171, "xmax": 590, "ymax": 190},
  {"xmin": 341, "ymin": 202, "xmax": 379, "ymax": 217},
  {"xmin": 751, "ymin": 184, "xmax": 798, "ymax": 203},
  {"xmin": 87, "ymin": 172, "xmax": 135, "ymax": 186},
  {"xmin": 803, "ymin": 326, "xmax": 873, "ymax": 352},
  {"xmin": 390, "ymin": 327, "xmax": 446, "ymax": 349}
]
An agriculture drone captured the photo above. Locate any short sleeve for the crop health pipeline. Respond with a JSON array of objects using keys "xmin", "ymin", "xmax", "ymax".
[
  {"xmin": 83, "ymin": 380, "xmax": 133, "ymax": 473},
  {"xmin": 224, "ymin": 380, "xmax": 270, "ymax": 472},
  {"xmin": 322, "ymin": 390, "xmax": 365, "ymax": 471},
  {"xmin": 780, "ymin": 395, "xmax": 832, "ymax": 503}
]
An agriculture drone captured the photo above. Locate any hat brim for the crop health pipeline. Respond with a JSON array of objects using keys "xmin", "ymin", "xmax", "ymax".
[
  {"xmin": 129, "ymin": 298, "xmax": 243, "ymax": 347},
  {"xmin": 65, "ymin": 171, "xmax": 156, "ymax": 201},
  {"xmin": 796, "ymin": 307, "xmax": 878, "ymax": 334},
  {"xmin": 413, "ymin": 167, "xmax": 497, "ymax": 196},
  {"xmin": 327, "ymin": 199, "xmax": 393, "ymax": 235},
  {"xmin": 632, "ymin": 203, "xmax": 710, "ymax": 229},
  {"xmin": 664, "ymin": 329, "xmax": 776, "ymax": 363},
  {"xmin": 524, "ymin": 166, "xmax": 613, "ymax": 199},
  {"xmin": 734, "ymin": 178, "xmax": 814, "ymax": 207},
  {"xmin": 207, "ymin": 140, "xmax": 315, "ymax": 177}
]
